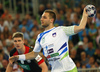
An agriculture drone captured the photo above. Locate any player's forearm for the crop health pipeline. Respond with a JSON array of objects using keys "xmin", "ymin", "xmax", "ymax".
[
  {"xmin": 39, "ymin": 62, "xmax": 48, "ymax": 72},
  {"xmin": 25, "ymin": 51, "xmax": 38, "ymax": 60},
  {"xmin": 41, "ymin": 68, "xmax": 48, "ymax": 72},
  {"xmin": 6, "ymin": 63, "xmax": 13, "ymax": 72},
  {"xmin": 74, "ymin": 8, "xmax": 88, "ymax": 34},
  {"xmin": 74, "ymin": 16, "xmax": 87, "ymax": 33},
  {"xmin": 9, "ymin": 51, "xmax": 39, "ymax": 64}
]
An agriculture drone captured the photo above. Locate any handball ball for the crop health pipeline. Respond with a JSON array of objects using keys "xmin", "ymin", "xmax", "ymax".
[{"xmin": 85, "ymin": 5, "xmax": 96, "ymax": 17}]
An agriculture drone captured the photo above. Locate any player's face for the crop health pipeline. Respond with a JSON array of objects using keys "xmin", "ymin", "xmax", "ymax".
[
  {"xmin": 13, "ymin": 37, "xmax": 24, "ymax": 50},
  {"xmin": 40, "ymin": 12, "xmax": 52, "ymax": 28}
]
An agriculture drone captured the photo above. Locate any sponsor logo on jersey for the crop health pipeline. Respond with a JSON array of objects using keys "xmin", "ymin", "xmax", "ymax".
[
  {"xmin": 48, "ymin": 58, "xmax": 60, "ymax": 61},
  {"xmin": 47, "ymin": 53, "xmax": 59, "ymax": 59},
  {"xmin": 18, "ymin": 63, "xmax": 31, "ymax": 70},
  {"xmin": 47, "ymin": 48, "xmax": 54, "ymax": 54},
  {"xmin": 52, "ymin": 32, "xmax": 56, "ymax": 37}
]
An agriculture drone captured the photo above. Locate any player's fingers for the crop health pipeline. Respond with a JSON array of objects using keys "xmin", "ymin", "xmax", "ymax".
[
  {"xmin": 83, "ymin": 8, "xmax": 88, "ymax": 17},
  {"xmin": 9, "ymin": 59, "xmax": 14, "ymax": 64}
]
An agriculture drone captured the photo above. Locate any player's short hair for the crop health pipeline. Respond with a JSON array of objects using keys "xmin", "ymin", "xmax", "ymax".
[
  {"xmin": 44, "ymin": 10, "xmax": 56, "ymax": 23},
  {"xmin": 12, "ymin": 32, "xmax": 24, "ymax": 39}
]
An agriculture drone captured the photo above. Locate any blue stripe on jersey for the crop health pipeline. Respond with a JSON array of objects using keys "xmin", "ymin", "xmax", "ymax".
[
  {"xmin": 57, "ymin": 42, "xmax": 67, "ymax": 52},
  {"xmin": 38, "ymin": 27, "xmax": 56, "ymax": 43},
  {"xmin": 43, "ymin": 49, "xmax": 44, "ymax": 55},
  {"xmin": 59, "ymin": 47, "xmax": 67, "ymax": 56}
]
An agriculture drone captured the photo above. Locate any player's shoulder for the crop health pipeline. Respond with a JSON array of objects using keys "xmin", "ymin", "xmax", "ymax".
[
  {"xmin": 24, "ymin": 45, "xmax": 34, "ymax": 52},
  {"xmin": 54, "ymin": 26, "xmax": 64, "ymax": 30},
  {"xmin": 10, "ymin": 47, "xmax": 17, "ymax": 56},
  {"xmin": 29, "ymin": 46, "xmax": 34, "ymax": 52},
  {"xmin": 10, "ymin": 48, "xmax": 17, "ymax": 53}
]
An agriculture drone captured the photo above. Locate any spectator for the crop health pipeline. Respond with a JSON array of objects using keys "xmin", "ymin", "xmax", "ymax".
[
  {"xmin": 0, "ymin": 19, "xmax": 4, "ymax": 32},
  {"xmin": 24, "ymin": 39, "xmax": 29, "ymax": 46},
  {"xmin": 0, "ymin": 33, "xmax": 5, "ymax": 41},
  {"xmin": 25, "ymin": 14, "xmax": 34, "ymax": 32},
  {"xmin": 3, "ymin": 16, "xmax": 13, "ymax": 31},
  {"xmin": 46, "ymin": 3, "xmax": 52, "ymax": 10},
  {"xmin": 30, "ymin": 26, "xmax": 38, "ymax": 38},
  {"xmin": 0, "ymin": 4, "xmax": 4, "ymax": 17},
  {"xmin": 2, "ymin": 40, "xmax": 7, "ymax": 51},
  {"xmin": 0, "ymin": 45, "xmax": 9, "ymax": 61},
  {"xmin": 11, "ymin": 26, "xmax": 17, "ymax": 33},
  {"xmin": 76, "ymin": 61, "xmax": 81, "ymax": 69},
  {"xmin": 21, "ymin": 27, "xmax": 30, "ymax": 41},
  {"xmin": 68, "ymin": 41, "xmax": 74, "ymax": 53},
  {"xmin": 96, "ymin": 10, "xmax": 100, "ymax": 28},
  {"xmin": 85, "ymin": 42, "xmax": 95, "ymax": 57},
  {"xmin": 3, "ymin": 26, "xmax": 10, "ymax": 39},
  {"xmin": 13, "ymin": 19, "xmax": 20, "ymax": 31},
  {"xmin": 0, "ymin": 59, "xmax": 8, "ymax": 72},
  {"xmin": 5, "ymin": 33, "xmax": 13, "ymax": 46},
  {"xmin": 5, "ymin": 44, "xmax": 14, "ymax": 56},
  {"xmin": 70, "ymin": 48, "xmax": 78, "ymax": 62},
  {"xmin": 93, "ymin": 48, "xmax": 100, "ymax": 67},
  {"xmin": 1, "ymin": 9, "xmax": 12, "ymax": 20},
  {"xmin": 64, "ymin": 12, "xmax": 72, "ymax": 26},
  {"xmin": 56, "ymin": 2, "xmax": 62, "ymax": 13},
  {"xmin": 81, "ymin": 51, "xmax": 89, "ymax": 66},
  {"xmin": 15, "ymin": 13, "xmax": 21, "ymax": 25},
  {"xmin": 76, "ymin": 41, "xmax": 85, "ymax": 61},
  {"xmin": 86, "ymin": 56, "xmax": 95, "ymax": 68},
  {"xmin": 0, "ymin": 53, "xmax": 3, "ymax": 68},
  {"xmin": 54, "ymin": 14, "xmax": 64, "ymax": 26},
  {"xmin": 88, "ymin": 23, "xmax": 97, "ymax": 48},
  {"xmin": 19, "ymin": 19, "xmax": 28, "ymax": 32},
  {"xmin": 38, "ymin": 4, "xmax": 45, "ymax": 16},
  {"xmin": 88, "ymin": 23, "xmax": 97, "ymax": 39},
  {"xmin": 83, "ymin": 36, "xmax": 89, "ymax": 49},
  {"xmin": 96, "ymin": 26, "xmax": 100, "ymax": 48}
]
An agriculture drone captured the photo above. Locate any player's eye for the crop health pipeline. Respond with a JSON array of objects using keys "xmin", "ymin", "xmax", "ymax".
[
  {"xmin": 14, "ymin": 40, "xmax": 17, "ymax": 42},
  {"xmin": 18, "ymin": 40, "xmax": 21, "ymax": 42},
  {"xmin": 43, "ymin": 16, "xmax": 47, "ymax": 19}
]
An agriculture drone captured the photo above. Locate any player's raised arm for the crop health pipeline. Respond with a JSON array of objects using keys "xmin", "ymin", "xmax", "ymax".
[
  {"xmin": 9, "ymin": 51, "xmax": 39, "ymax": 64},
  {"xmin": 74, "ymin": 8, "xmax": 88, "ymax": 34}
]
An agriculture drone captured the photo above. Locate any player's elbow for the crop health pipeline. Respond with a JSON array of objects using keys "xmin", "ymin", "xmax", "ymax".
[{"xmin": 81, "ymin": 26, "xmax": 85, "ymax": 30}]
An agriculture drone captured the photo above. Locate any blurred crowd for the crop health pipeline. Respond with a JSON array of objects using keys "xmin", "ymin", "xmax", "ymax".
[{"xmin": 0, "ymin": 0, "xmax": 100, "ymax": 72}]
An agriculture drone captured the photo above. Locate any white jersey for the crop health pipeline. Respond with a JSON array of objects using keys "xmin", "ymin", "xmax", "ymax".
[{"xmin": 33, "ymin": 26, "xmax": 76, "ymax": 72}]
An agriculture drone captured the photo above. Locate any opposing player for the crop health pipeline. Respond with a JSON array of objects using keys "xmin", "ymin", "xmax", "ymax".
[
  {"xmin": 6, "ymin": 32, "xmax": 48, "ymax": 72},
  {"xmin": 9, "ymin": 8, "xmax": 88, "ymax": 72}
]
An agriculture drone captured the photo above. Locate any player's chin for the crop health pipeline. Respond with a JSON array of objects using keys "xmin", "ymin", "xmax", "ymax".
[{"xmin": 41, "ymin": 24, "xmax": 48, "ymax": 28}]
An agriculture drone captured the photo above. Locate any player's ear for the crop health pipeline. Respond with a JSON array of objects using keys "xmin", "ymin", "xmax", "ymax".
[
  {"xmin": 23, "ymin": 39, "xmax": 25, "ymax": 43},
  {"xmin": 50, "ymin": 18, "xmax": 54, "ymax": 23}
]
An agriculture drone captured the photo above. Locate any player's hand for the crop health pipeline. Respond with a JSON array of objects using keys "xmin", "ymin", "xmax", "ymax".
[
  {"xmin": 9, "ymin": 55, "xmax": 19, "ymax": 64},
  {"xmin": 83, "ymin": 8, "xmax": 88, "ymax": 17}
]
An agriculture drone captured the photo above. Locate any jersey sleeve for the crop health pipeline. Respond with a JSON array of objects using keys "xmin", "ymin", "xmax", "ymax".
[
  {"xmin": 61, "ymin": 26, "xmax": 76, "ymax": 36},
  {"xmin": 33, "ymin": 34, "xmax": 42, "ymax": 52},
  {"xmin": 35, "ymin": 55, "xmax": 44, "ymax": 65}
]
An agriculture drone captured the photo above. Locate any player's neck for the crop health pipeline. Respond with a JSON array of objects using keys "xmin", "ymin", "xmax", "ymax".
[
  {"xmin": 18, "ymin": 45, "xmax": 25, "ymax": 54},
  {"xmin": 45, "ymin": 23, "xmax": 54, "ymax": 31}
]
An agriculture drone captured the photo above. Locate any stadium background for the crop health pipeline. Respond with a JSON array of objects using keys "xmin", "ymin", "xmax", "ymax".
[{"xmin": 0, "ymin": 0, "xmax": 100, "ymax": 72}]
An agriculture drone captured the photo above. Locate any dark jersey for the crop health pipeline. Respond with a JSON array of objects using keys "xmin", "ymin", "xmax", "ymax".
[{"xmin": 10, "ymin": 45, "xmax": 43, "ymax": 72}]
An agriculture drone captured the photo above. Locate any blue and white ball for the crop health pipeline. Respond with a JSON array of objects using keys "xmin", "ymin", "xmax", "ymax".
[{"xmin": 85, "ymin": 5, "xmax": 96, "ymax": 17}]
